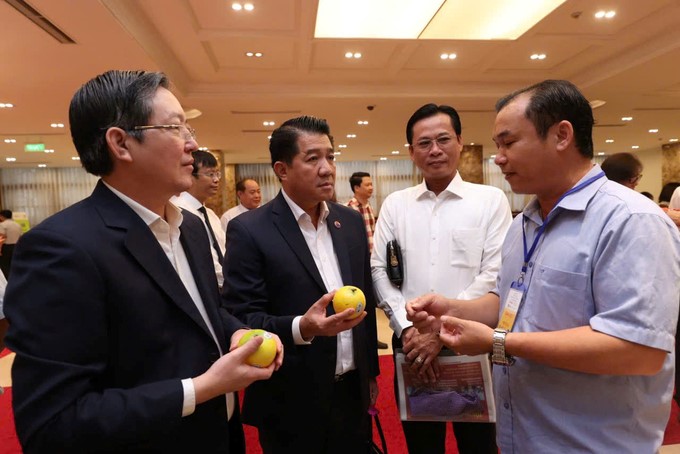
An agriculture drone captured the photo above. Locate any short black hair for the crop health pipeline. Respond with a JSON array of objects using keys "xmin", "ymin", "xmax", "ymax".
[
  {"xmin": 69, "ymin": 70, "xmax": 170, "ymax": 176},
  {"xmin": 601, "ymin": 153, "xmax": 642, "ymax": 184},
  {"xmin": 640, "ymin": 191, "xmax": 654, "ymax": 200},
  {"xmin": 0, "ymin": 210, "xmax": 12, "ymax": 219},
  {"xmin": 406, "ymin": 104, "xmax": 462, "ymax": 145},
  {"xmin": 659, "ymin": 182, "xmax": 680, "ymax": 204},
  {"xmin": 191, "ymin": 150, "xmax": 218, "ymax": 175},
  {"xmin": 269, "ymin": 116, "xmax": 332, "ymax": 167},
  {"xmin": 495, "ymin": 80, "xmax": 594, "ymax": 158},
  {"xmin": 236, "ymin": 178, "xmax": 257, "ymax": 193},
  {"xmin": 349, "ymin": 172, "xmax": 370, "ymax": 193}
]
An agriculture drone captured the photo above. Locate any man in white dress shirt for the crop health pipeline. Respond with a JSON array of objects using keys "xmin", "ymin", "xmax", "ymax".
[
  {"xmin": 172, "ymin": 151, "xmax": 227, "ymax": 288},
  {"xmin": 220, "ymin": 179, "xmax": 261, "ymax": 233},
  {"xmin": 371, "ymin": 103, "xmax": 512, "ymax": 454}
]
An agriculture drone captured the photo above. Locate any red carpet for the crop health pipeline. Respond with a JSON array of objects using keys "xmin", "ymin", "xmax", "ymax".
[{"xmin": 2, "ymin": 351, "xmax": 680, "ymax": 453}]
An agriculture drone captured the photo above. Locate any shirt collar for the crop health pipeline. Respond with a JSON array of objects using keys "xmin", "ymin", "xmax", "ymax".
[
  {"xmin": 103, "ymin": 181, "xmax": 183, "ymax": 229},
  {"xmin": 173, "ymin": 191, "xmax": 203, "ymax": 211},
  {"xmin": 281, "ymin": 188, "xmax": 329, "ymax": 223},
  {"xmin": 415, "ymin": 171, "xmax": 465, "ymax": 200}
]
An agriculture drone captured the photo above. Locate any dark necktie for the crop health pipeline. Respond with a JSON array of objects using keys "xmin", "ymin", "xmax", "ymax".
[{"xmin": 197, "ymin": 206, "xmax": 224, "ymax": 263}]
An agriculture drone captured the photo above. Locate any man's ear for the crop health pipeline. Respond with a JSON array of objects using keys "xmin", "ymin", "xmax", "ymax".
[
  {"xmin": 105, "ymin": 127, "xmax": 134, "ymax": 163},
  {"xmin": 554, "ymin": 120, "xmax": 574, "ymax": 152},
  {"xmin": 273, "ymin": 161, "xmax": 288, "ymax": 181}
]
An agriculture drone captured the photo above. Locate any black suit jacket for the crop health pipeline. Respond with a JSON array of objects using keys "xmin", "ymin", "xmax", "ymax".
[
  {"xmin": 5, "ymin": 181, "xmax": 243, "ymax": 453},
  {"xmin": 222, "ymin": 192, "xmax": 379, "ymax": 437}
]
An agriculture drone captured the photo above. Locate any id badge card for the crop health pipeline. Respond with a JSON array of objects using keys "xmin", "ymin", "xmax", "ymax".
[{"xmin": 497, "ymin": 281, "xmax": 525, "ymax": 331}]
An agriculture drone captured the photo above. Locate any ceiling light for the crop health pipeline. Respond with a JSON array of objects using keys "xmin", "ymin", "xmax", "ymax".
[
  {"xmin": 346, "ymin": 134, "xmax": 356, "ymax": 138},
  {"xmin": 184, "ymin": 108, "xmax": 202, "ymax": 119},
  {"xmin": 263, "ymin": 121, "xmax": 275, "ymax": 126},
  {"xmin": 595, "ymin": 10, "xmax": 615, "ymax": 19},
  {"xmin": 0, "ymin": 103, "xmax": 13, "ymax": 108},
  {"xmin": 649, "ymin": 129, "xmax": 659, "ymax": 133},
  {"xmin": 404, "ymin": 143, "xmax": 409, "ymax": 147},
  {"xmin": 4, "ymin": 138, "xmax": 16, "ymax": 143},
  {"xmin": 198, "ymin": 147, "xmax": 209, "ymax": 151},
  {"xmin": 50, "ymin": 123, "xmax": 65, "ymax": 128},
  {"xmin": 621, "ymin": 116, "xmax": 633, "ymax": 121},
  {"xmin": 357, "ymin": 120, "xmax": 369, "ymax": 125},
  {"xmin": 338, "ymin": 144, "xmax": 347, "ymax": 148},
  {"xmin": 38, "ymin": 164, "xmax": 47, "ymax": 168},
  {"xmin": 232, "ymin": 3, "xmax": 242, "ymax": 11},
  {"xmin": 380, "ymin": 157, "xmax": 388, "ymax": 161},
  {"xmin": 255, "ymin": 52, "xmax": 262, "ymax": 57},
  {"xmin": 344, "ymin": 51, "xmax": 362, "ymax": 59},
  {"xmin": 316, "ymin": 0, "xmax": 565, "ymax": 40},
  {"xmin": 246, "ymin": 52, "xmax": 263, "ymax": 58},
  {"xmin": 71, "ymin": 156, "xmax": 80, "ymax": 160},
  {"xmin": 334, "ymin": 151, "xmax": 342, "ymax": 156},
  {"xmin": 589, "ymin": 99, "xmax": 606, "ymax": 109},
  {"xmin": 440, "ymin": 53, "xmax": 457, "ymax": 60},
  {"xmin": 391, "ymin": 150, "xmax": 400, "ymax": 154},
  {"xmin": 243, "ymin": 3, "xmax": 254, "ymax": 11},
  {"xmin": 267, "ymin": 135, "xmax": 272, "ymax": 139},
  {"xmin": 489, "ymin": 155, "xmax": 497, "ymax": 159},
  {"xmin": 530, "ymin": 53, "xmax": 546, "ymax": 60},
  {"xmin": 44, "ymin": 149, "xmax": 54, "ymax": 153},
  {"xmin": 670, "ymin": 139, "xmax": 679, "ymax": 143},
  {"xmin": 631, "ymin": 145, "xmax": 640, "ymax": 149},
  {"xmin": 6, "ymin": 157, "xmax": 16, "ymax": 162},
  {"xmin": 605, "ymin": 139, "xmax": 614, "ymax": 143},
  {"xmin": 470, "ymin": 142, "xmax": 475, "ymax": 145},
  {"xmin": 597, "ymin": 152, "xmax": 605, "ymax": 156}
]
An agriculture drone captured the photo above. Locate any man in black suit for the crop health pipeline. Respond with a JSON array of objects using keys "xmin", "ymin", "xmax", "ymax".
[
  {"xmin": 223, "ymin": 116, "xmax": 380, "ymax": 453},
  {"xmin": 4, "ymin": 70, "xmax": 281, "ymax": 453}
]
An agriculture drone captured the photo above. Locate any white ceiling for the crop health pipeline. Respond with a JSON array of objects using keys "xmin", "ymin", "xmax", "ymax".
[{"xmin": 1, "ymin": 0, "xmax": 680, "ymax": 168}]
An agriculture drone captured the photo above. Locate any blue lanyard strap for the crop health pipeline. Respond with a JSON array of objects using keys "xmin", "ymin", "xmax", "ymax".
[{"xmin": 520, "ymin": 172, "xmax": 605, "ymax": 280}]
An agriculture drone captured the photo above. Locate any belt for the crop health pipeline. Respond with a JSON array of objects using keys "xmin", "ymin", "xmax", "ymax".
[{"xmin": 333, "ymin": 369, "xmax": 358, "ymax": 383}]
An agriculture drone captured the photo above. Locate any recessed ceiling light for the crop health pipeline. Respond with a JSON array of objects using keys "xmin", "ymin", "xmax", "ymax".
[
  {"xmin": 198, "ymin": 147, "xmax": 209, "ymax": 151},
  {"xmin": 391, "ymin": 150, "xmax": 400, "ymax": 154},
  {"xmin": 605, "ymin": 139, "xmax": 614, "ymax": 143},
  {"xmin": 267, "ymin": 135, "xmax": 272, "ymax": 139},
  {"xmin": 489, "ymin": 154, "xmax": 497, "ymax": 159},
  {"xmin": 0, "ymin": 103, "xmax": 13, "ymax": 108},
  {"xmin": 357, "ymin": 120, "xmax": 369, "ymax": 125},
  {"xmin": 50, "ymin": 123, "xmax": 65, "ymax": 128},
  {"xmin": 530, "ymin": 53, "xmax": 546, "ymax": 60},
  {"xmin": 631, "ymin": 145, "xmax": 640, "ymax": 149},
  {"xmin": 440, "ymin": 53, "xmax": 457, "ymax": 60},
  {"xmin": 621, "ymin": 116, "xmax": 633, "ymax": 121},
  {"xmin": 38, "ymin": 164, "xmax": 47, "ymax": 168},
  {"xmin": 597, "ymin": 152, "xmax": 605, "ymax": 156},
  {"xmin": 345, "ymin": 52, "xmax": 362, "ymax": 59},
  {"xmin": 4, "ymin": 138, "xmax": 16, "ymax": 143},
  {"xmin": 595, "ymin": 10, "xmax": 615, "ymax": 19},
  {"xmin": 334, "ymin": 151, "xmax": 342, "ymax": 156},
  {"xmin": 243, "ymin": 3, "xmax": 254, "ymax": 11},
  {"xmin": 246, "ymin": 52, "xmax": 263, "ymax": 58},
  {"xmin": 71, "ymin": 156, "xmax": 80, "ymax": 160},
  {"xmin": 6, "ymin": 157, "xmax": 16, "ymax": 162},
  {"xmin": 44, "ymin": 149, "xmax": 54, "ymax": 153},
  {"xmin": 263, "ymin": 121, "xmax": 275, "ymax": 126},
  {"xmin": 649, "ymin": 129, "xmax": 659, "ymax": 133},
  {"xmin": 670, "ymin": 138, "xmax": 679, "ymax": 143},
  {"xmin": 232, "ymin": 3, "xmax": 242, "ymax": 10},
  {"xmin": 338, "ymin": 144, "xmax": 347, "ymax": 148},
  {"xmin": 470, "ymin": 142, "xmax": 475, "ymax": 145},
  {"xmin": 380, "ymin": 157, "xmax": 388, "ymax": 161},
  {"xmin": 404, "ymin": 143, "xmax": 409, "ymax": 147},
  {"xmin": 346, "ymin": 134, "xmax": 356, "ymax": 138}
]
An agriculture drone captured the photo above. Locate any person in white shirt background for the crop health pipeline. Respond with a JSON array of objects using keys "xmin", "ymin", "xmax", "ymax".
[
  {"xmin": 220, "ymin": 178, "xmax": 261, "ymax": 233},
  {"xmin": 371, "ymin": 103, "xmax": 512, "ymax": 454}
]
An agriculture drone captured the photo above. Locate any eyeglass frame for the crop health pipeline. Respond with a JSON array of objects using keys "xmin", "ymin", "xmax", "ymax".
[
  {"xmin": 193, "ymin": 170, "xmax": 222, "ymax": 180},
  {"xmin": 129, "ymin": 124, "xmax": 197, "ymax": 141},
  {"xmin": 412, "ymin": 135, "xmax": 455, "ymax": 152}
]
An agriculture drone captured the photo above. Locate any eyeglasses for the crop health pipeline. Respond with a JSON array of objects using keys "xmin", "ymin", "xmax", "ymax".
[
  {"xmin": 631, "ymin": 173, "xmax": 643, "ymax": 183},
  {"xmin": 194, "ymin": 171, "xmax": 221, "ymax": 180},
  {"xmin": 130, "ymin": 124, "xmax": 197, "ymax": 141},
  {"xmin": 413, "ymin": 136, "xmax": 453, "ymax": 152}
]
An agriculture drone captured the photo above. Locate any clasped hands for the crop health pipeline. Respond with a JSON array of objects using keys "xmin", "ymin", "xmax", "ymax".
[{"xmin": 406, "ymin": 293, "xmax": 494, "ymax": 358}]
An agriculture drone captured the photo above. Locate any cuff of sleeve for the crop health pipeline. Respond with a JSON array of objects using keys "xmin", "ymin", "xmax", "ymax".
[
  {"xmin": 181, "ymin": 378, "xmax": 196, "ymax": 417},
  {"xmin": 390, "ymin": 310, "xmax": 412, "ymax": 339},
  {"xmin": 292, "ymin": 315, "xmax": 313, "ymax": 345}
]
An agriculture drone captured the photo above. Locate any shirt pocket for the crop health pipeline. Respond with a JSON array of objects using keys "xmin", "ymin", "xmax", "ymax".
[
  {"xmin": 450, "ymin": 228, "xmax": 483, "ymax": 268},
  {"xmin": 524, "ymin": 264, "xmax": 589, "ymax": 331}
]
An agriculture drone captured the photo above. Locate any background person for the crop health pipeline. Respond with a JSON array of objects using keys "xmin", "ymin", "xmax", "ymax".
[
  {"xmin": 221, "ymin": 178, "xmax": 261, "ymax": 233},
  {"xmin": 600, "ymin": 152, "xmax": 643, "ymax": 189},
  {"xmin": 0, "ymin": 210, "xmax": 23, "ymax": 277},
  {"xmin": 222, "ymin": 116, "xmax": 379, "ymax": 453},
  {"xmin": 407, "ymin": 80, "xmax": 680, "ymax": 453},
  {"xmin": 371, "ymin": 103, "xmax": 511, "ymax": 454},
  {"xmin": 4, "ymin": 70, "xmax": 281, "ymax": 453}
]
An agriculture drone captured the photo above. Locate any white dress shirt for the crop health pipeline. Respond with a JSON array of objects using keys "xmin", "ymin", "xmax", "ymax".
[
  {"xmin": 281, "ymin": 189, "xmax": 356, "ymax": 375},
  {"xmin": 371, "ymin": 173, "xmax": 512, "ymax": 337},
  {"xmin": 104, "ymin": 183, "xmax": 231, "ymax": 419},
  {"xmin": 171, "ymin": 192, "xmax": 226, "ymax": 287},
  {"xmin": 221, "ymin": 204, "xmax": 250, "ymax": 232}
]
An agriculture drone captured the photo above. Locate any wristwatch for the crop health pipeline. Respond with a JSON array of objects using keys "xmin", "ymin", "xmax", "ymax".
[{"xmin": 491, "ymin": 329, "xmax": 515, "ymax": 366}]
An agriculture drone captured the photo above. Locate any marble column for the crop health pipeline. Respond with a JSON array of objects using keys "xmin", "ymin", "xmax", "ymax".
[
  {"xmin": 662, "ymin": 142, "xmax": 680, "ymax": 185},
  {"xmin": 459, "ymin": 144, "xmax": 483, "ymax": 184}
]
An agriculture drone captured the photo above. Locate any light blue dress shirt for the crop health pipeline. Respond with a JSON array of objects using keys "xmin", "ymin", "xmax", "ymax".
[{"xmin": 494, "ymin": 165, "xmax": 680, "ymax": 453}]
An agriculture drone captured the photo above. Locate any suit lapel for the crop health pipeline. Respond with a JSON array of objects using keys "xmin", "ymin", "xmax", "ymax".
[
  {"xmin": 92, "ymin": 182, "xmax": 220, "ymax": 343},
  {"xmin": 271, "ymin": 192, "xmax": 327, "ymax": 292},
  {"xmin": 327, "ymin": 204, "xmax": 353, "ymax": 284}
]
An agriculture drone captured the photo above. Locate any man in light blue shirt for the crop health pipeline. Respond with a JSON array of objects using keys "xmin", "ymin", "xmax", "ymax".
[{"xmin": 407, "ymin": 80, "xmax": 680, "ymax": 453}]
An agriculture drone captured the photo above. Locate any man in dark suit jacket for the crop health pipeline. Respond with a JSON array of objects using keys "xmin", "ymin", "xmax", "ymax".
[
  {"xmin": 223, "ymin": 116, "xmax": 380, "ymax": 453},
  {"xmin": 4, "ymin": 70, "xmax": 281, "ymax": 453}
]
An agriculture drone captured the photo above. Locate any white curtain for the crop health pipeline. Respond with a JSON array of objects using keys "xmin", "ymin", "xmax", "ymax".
[
  {"xmin": 0, "ymin": 167, "xmax": 98, "ymax": 227},
  {"xmin": 236, "ymin": 160, "xmax": 421, "ymax": 215}
]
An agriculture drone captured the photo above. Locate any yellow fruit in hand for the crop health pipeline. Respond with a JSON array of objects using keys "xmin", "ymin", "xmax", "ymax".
[
  {"xmin": 238, "ymin": 329, "xmax": 277, "ymax": 368},
  {"xmin": 333, "ymin": 285, "xmax": 366, "ymax": 320}
]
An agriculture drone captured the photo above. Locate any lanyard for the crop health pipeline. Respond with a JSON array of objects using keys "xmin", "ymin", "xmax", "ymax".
[{"xmin": 519, "ymin": 171, "xmax": 605, "ymax": 284}]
